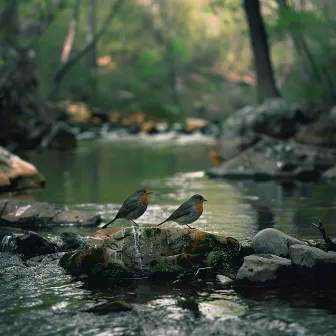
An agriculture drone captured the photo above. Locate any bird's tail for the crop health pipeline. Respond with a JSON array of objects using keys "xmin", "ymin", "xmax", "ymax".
[
  {"xmin": 157, "ymin": 219, "xmax": 168, "ymax": 226},
  {"xmin": 102, "ymin": 217, "xmax": 116, "ymax": 229}
]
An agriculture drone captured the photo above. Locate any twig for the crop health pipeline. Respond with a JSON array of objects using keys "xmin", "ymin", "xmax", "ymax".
[{"xmin": 312, "ymin": 219, "xmax": 336, "ymax": 252}]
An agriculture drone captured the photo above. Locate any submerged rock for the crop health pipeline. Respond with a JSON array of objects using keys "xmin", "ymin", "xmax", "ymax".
[
  {"xmin": 60, "ymin": 227, "xmax": 241, "ymax": 281},
  {"xmin": 0, "ymin": 200, "xmax": 101, "ymax": 228},
  {"xmin": 0, "ymin": 146, "xmax": 45, "ymax": 192},
  {"xmin": 252, "ymin": 228, "xmax": 305, "ymax": 257},
  {"xmin": 84, "ymin": 301, "xmax": 133, "ymax": 314},
  {"xmin": 236, "ymin": 254, "xmax": 292, "ymax": 286}
]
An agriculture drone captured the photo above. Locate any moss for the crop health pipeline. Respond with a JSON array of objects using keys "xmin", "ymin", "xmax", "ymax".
[
  {"xmin": 150, "ymin": 263, "xmax": 183, "ymax": 274},
  {"xmin": 192, "ymin": 233, "xmax": 225, "ymax": 254},
  {"xmin": 91, "ymin": 262, "xmax": 130, "ymax": 279},
  {"xmin": 209, "ymin": 248, "xmax": 241, "ymax": 276}
]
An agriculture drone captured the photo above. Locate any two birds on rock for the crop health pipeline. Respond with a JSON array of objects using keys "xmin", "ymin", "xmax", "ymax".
[{"xmin": 102, "ymin": 189, "xmax": 207, "ymax": 229}]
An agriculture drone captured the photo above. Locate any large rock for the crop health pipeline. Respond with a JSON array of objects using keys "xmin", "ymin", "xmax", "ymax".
[
  {"xmin": 0, "ymin": 200, "xmax": 101, "ymax": 228},
  {"xmin": 207, "ymin": 137, "xmax": 336, "ymax": 180},
  {"xmin": 235, "ymin": 254, "xmax": 292, "ymax": 286},
  {"xmin": 295, "ymin": 107, "xmax": 336, "ymax": 146},
  {"xmin": 251, "ymin": 228, "xmax": 305, "ymax": 257},
  {"xmin": 0, "ymin": 226, "xmax": 86, "ymax": 257},
  {"xmin": 0, "ymin": 146, "xmax": 45, "ymax": 192},
  {"xmin": 289, "ymin": 244, "xmax": 336, "ymax": 287},
  {"xmin": 60, "ymin": 227, "xmax": 241, "ymax": 281}
]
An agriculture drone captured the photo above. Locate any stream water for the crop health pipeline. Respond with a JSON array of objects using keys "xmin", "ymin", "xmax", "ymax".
[{"xmin": 1, "ymin": 138, "xmax": 336, "ymax": 335}]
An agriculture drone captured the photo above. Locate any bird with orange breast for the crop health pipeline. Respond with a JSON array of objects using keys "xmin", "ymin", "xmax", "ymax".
[
  {"xmin": 157, "ymin": 194, "xmax": 207, "ymax": 229},
  {"xmin": 102, "ymin": 189, "xmax": 152, "ymax": 228}
]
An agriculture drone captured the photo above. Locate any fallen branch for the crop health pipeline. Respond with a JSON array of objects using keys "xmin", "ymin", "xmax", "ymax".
[
  {"xmin": 312, "ymin": 219, "xmax": 336, "ymax": 252},
  {"xmin": 53, "ymin": 0, "xmax": 124, "ymax": 85}
]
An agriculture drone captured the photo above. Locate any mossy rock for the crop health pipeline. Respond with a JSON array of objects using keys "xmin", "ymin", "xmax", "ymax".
[
  {"xmin": 91, "ymin": 261, "xmax": 131, "ymax": 280},
  {"xmin": 150, "ymin": 263, "xmax": 184, "ymax": 280}
]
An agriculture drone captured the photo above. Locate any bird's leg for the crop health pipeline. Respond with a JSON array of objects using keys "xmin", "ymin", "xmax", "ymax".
[
  {"xmin": 186, "ymin": 224, "xmax": 196, "ymax": 229},
  {"xmin": 130, "ymin": 220, "xmax": 139, "ymax": 227}
]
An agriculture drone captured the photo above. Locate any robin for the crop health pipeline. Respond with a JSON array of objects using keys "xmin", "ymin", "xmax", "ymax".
[
  {"xmin": 157, "ymin": 194, "xmax": 207, "ymax": 229},
  {"xmin": 102, "ymin": 189, "xmax": 152, "ymax": 228}
]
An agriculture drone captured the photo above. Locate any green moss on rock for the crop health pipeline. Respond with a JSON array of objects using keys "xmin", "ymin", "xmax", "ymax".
[
  {"xmin": 91, "ymin": 262, "xmax": 130, "ymax": 280},
  {"xmin": 150, "ymin": 263, "xmax": 183, "ymax": 273}
]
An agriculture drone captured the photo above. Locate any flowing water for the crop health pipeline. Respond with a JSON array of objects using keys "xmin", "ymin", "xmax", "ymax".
[{"xmin": 1, "ymin": 138, "xmax": 336, "ymax": 335}]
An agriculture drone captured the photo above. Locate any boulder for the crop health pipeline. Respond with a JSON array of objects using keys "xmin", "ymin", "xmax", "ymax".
[
  {"xmin": 235, "ymin": 254, "xmax": 292, "ymax": 286},
  {"xmin": 223, "ymin": 99, "xmax": 319, "ymax": 139},
  {"xmin": 60, "ymin": 227, "xmax": 241, "ymax": 281},
  {"xmin": 295, "ymin": 107, "xmax": 336, "ymax": 146},
  {"xmin": 0, "ymin": 200, "xmax": 101, "ymax": 228},
  {"xmin": 289, "ymin": 244, "xmax": 336, "ymax": 287},
  {"xmin": 207, "ymin": 137, "xmax": 336, "ymax": 181},
  {"xmin": 251, "ymin": 228, "xmax": 305, "ymax": 257},
  {"xmin": 0, "ymin": 146, "xmax": 45, "ymax": 192}
]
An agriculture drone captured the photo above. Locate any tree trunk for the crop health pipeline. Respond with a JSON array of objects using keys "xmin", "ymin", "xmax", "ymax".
[
  {"xmin": 86, "ymin": 0, "xmax": 97, "ymax": 69},
  {"xmin": 243, "ymin": 0, "xmax": 280, "ymax": 103}
]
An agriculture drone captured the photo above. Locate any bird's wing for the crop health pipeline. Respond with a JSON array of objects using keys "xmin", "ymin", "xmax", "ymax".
[
  {"xmin": 166, "ymin": 201, "xmax": 194, "ymax": 221},
  {"xmin": 114, "ymin": 196, "xmax": 139, "ymax": 220}
]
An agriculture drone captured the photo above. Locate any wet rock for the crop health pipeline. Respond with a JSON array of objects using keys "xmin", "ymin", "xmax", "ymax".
[
  {"xmin": 252, "ymin": 228, "xmax": 305, "ymax": 257},
  {"xmin": 0, "ymin": 226, "xmax": 86, "ymax": 256},
  {"xmin": 60, "ymin": 227, "xmax": 241, "ymax": 280},
  {"xmin": 16, "ymin": 231, "xmax": 59, "ymax": 257},
  {"xmin": 207, "ymin": 137, "xmax": 336, "ymax": 181},
  {"xmin": 289, "ymin": 244, "xmax": 336, "ymax": 287},
  {"xmin": 84, "ymin": 301, "xmax": 133, "ymax": 314},
  {"xmin": 60, "ymin": 232, "xmax": 86, "ymax": 251},
  {"xmin": 216, "ymin": 274, "xmax": 234, "ymax": 285},
  {"xmin": 0, "ymin": 146, "xmax": 45, "ymax": 192},
  {"xmin": 0, "ymin": 200, "xmax": 101, "ymax": 228},
  {"xmin": 295, "ymin": 108, "xmax": 336, "ymax": 147},
  {"xmin": 236, "ymin": 254, "xmax": 292, "ymax": 286}
]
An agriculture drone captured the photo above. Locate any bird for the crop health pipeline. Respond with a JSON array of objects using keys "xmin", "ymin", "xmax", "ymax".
[
  {"xmin": 157, "ymin": 194, "xmax": 207, "ymax": 229},
  {"xmin": 102, "ymin": 189, "xmax": 152, "ymax": 228}
]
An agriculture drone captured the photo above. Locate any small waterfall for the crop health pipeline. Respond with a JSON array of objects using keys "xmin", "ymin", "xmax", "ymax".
[
  {"xmin": 131, "ymin": 226, "xmax": 143, "ymax": 271},
  {"xmin": 1, "ymin": 235, "xmax": 17, "ymax": 252}
]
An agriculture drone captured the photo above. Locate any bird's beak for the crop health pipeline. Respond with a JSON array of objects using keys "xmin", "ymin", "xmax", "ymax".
[
  {"xmin": 203, "ymin": 199, "xmax": 207, "ymax": 202},
  {"xmin": 148, "ymin": 191, "xmax": 153, "ymax": 195}
]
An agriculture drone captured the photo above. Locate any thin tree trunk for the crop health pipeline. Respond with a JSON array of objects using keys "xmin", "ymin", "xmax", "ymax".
[
  {"xmin": 53, "ymin": 0, "xmax": 124, "ymax": 87},
  {"xmin": 61, "ymin": 0, "xmax": 81, "ymax": 63},
  {"xmin": 243, "ymin": 0, "xmax": 280, "ymax": 103},
  {"xmin": 86, "ymin": 0, "xmax": 97, "ymax": 69}
]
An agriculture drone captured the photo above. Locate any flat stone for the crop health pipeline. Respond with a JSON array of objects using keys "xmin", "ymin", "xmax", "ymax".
[
  {"xmin": 0, "ymin": 200, "xmax": 64, "ymax": 226},
  {"xmin": 252, "ymin": 228, "xmax": 305, "ymax": 257},
  {"xmin": 0, "ymin": 200, "xmax": 101, "ymax": 228},
  {"xmin": 236, "ymin": 254, "xmax": 292, "ymax": 286},
  {"xmin": 53, "ymin": 210, "xmax": 101, "ymax": 226}
]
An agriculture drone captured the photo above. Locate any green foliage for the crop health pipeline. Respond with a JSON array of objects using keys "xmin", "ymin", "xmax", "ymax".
[{"xmin": 4, "ymin": 0, "xmax": 336, "ymax": 120}]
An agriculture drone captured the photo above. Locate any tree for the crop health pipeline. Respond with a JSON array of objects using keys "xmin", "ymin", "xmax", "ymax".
[{"xmin": 243, "ymin": 0, "xmax": 280, "ymax": 103}]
